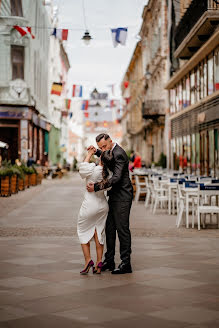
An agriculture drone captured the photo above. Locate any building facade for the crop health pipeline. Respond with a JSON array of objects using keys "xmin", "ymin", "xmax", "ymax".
[
  {"xmin": 0, "ymin": 0, "xmax": 51, "ymax": 164},
  {"xmin": 166, "ymin": 0, "xmax": 219, "ymax": 177},
  {"xmin": 121, "ymin": 0, "xmax": 169, "ymax": 167}
]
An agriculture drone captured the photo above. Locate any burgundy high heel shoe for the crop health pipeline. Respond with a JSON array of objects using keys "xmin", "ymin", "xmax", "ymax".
[
  {"xmin": 93, "ymin": 262, "xmax": 103, "ymax": 274},
  {"xmin": 80, "ymin": 260, "xmax": 94, "ymax": 275}
]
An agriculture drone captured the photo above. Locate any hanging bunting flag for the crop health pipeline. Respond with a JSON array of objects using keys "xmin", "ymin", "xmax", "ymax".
[
  {"xmin": 124, "ymin": 81, "xmax": 129, "ymax": 88},
  {"xmin": 52, "ymin": 28, "xmax": 68, "ymax": 41},
  {"xmin": 65, "ymin": 99, "xmax": 71, "ymax": 109},
  {"xmin": 51, "ymin": 82, "xmax": 62, "ymax": 96},
  {"xmin": 111, "ymin": 28, "xmax": 128, "ymax": 47},
  {"xmin": 72, "ymin": 85, "xmax": 83, "ymax": 97},
  {"xmin": 82, "ymin": 100, "xmax": 89, "ymax": 110},
  {"xmin": 69, "ymin": 112, "xmax": 73, "ymax": 119},
  {"xmin": 84, "ymin": 112, "xmax": 89, "ymax": 118},
  {"xmin": 13, "ymin": 26, "xmax": 35, "ymax": 39}
]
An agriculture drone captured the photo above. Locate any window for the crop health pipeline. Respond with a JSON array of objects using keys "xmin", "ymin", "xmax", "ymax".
[
  {"xmin": 208, "ymin": 55, "xmax": 214, "ymax": 95},
  {"xmin": 182, "ymin": 77, "xmax": 187, "ymax": 108},
  {"xmin": 186, "ymin": 75, "xmax": 190, "ymax": 106},
  {"xmin": 11, "ymin": 45, "xmax": 24, "ymax": 80},
  {"xmin": 190, "ymin": 70, "xmax": 195, "ymax": 105},
  {"xmin": 214, "ymin": 47, "xmax": 219, "ymax": 91},
  {"xmin": 203, "ymin": 59, "xmax": 207, "ymax": 97},
  {"xmin": 10, "ymin": 0, "xmax": 23, "ymax": 17}
]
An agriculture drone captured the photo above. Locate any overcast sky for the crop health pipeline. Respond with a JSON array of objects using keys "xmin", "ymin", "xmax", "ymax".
[{"xmin": 55, "ymin": 0, "xmax": 148, "ymax": 98}]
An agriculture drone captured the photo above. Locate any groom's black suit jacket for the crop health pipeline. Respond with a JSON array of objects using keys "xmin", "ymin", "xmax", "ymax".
[{"xmin": 94, "ymin": 144, "xmax": 133, "ymax": 202}]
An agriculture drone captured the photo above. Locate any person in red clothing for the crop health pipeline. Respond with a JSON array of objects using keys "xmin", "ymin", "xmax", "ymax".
[{"xmin": 133, "ymin": 152, "xmax": 142, "ymax": 168}]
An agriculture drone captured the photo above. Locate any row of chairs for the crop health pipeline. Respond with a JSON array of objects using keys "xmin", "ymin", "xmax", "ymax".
[{"xmin": 134, "ymin": 175, "xmax": 219, "ymax": 230}]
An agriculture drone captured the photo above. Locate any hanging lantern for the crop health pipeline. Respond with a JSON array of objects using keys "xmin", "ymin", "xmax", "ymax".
[{"xmin": 82, "ymin": 30, "xmax": 92, "ymax": 45}]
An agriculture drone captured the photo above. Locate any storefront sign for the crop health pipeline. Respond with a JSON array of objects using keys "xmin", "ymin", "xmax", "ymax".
[
  {"xmin": 20, "ymin": 120, "xmax": 28, "ymax": 162},
  {"xmin": 0, "ymin": 107, "xmax": 30, "ymax": 119}
]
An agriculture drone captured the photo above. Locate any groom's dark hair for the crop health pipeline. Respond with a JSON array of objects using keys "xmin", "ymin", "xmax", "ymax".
[{"xmin": 96, "ymin": 133, "xmax": 110, "ymax": 143}]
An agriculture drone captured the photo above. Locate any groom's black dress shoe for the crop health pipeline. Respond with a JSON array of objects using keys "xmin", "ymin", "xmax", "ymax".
[
  {"xmin": 101, "ymin": 260, "xmax": 115, "ymax": 272},
  {"xmin": 111, "ymin": 263, "xmax": 132, "ymax": 274}
]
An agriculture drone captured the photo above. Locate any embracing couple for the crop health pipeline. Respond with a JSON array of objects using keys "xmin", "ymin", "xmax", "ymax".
[{"xmin": 77, "ymin": 133, "xmax": 133, "ymax": 275}]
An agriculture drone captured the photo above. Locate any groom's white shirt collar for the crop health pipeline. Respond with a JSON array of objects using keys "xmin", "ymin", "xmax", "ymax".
[{"xmin": 112, "ymin": 143, "xmax": 117, "ymax": 151}]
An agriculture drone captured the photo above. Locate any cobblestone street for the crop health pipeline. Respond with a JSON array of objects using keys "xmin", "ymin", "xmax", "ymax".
[{"xmin": 0, "ymin": 174, "xmax": 219, "ymax": 327}]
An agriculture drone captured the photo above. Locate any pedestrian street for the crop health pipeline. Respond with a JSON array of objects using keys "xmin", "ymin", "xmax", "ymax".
[{"xmin": 0, "ymin": 174, "xmax": 219, "ymax": 328}]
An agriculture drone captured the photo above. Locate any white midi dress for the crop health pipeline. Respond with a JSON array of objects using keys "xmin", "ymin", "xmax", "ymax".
[{"xmin": 77, "ymin": 162, "xmax": 109, "ymax": 245}]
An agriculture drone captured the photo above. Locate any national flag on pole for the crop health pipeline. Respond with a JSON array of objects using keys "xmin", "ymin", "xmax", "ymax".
[
  {"xmin": 111, "ymin": 28, "xmax": 128, "ymax": 47},
  {"xmin": 13, "ymin": 26, "xmax": 35, "ymax": 39},
  {"xmin": 72, "ymin": 85, "xmax": 83, "ymax": 97},
  {"xmin": 52, "ymin": 28, "xmax": 68, "ymax": 41},
  {"xmin": 51, "ymin": 82, "xmax": 62, "ymax": 96},
  {"xmin": 65, "ymin": 99, "xmax": 71, "ymax": 110},
  {"xmin": 82, "ymin": 100, "xmax": 89, "ymax": 110}
]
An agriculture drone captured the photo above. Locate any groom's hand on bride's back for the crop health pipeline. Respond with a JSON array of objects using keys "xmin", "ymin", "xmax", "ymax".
[{"xmin": 87, "ymin": 182, "xmax": 94, "ymax": 192}]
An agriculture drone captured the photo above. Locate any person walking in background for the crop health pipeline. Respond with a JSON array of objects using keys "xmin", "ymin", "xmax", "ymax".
[{"xmin": 133, "ymin": 152, "xmax": 142, "ymax": 168}]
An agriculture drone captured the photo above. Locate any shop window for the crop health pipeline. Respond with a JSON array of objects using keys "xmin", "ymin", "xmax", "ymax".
[
  {"xmin": 208, "ymin": 55, "xmax": 214, "ymax": 95},
  {"xmin": 10, "ymin": 0, "xmax": 23, "ymax": 17},
  {"xmin": 196, "ymin": 133, "xmax": 200, "ymax": 175},
  {"xmin": 186, "ymin": 75, "xmax": 190, "ymax": 106},
  {"xmin": 190, "ymin": 70, "xmax": 195, "ymax": 105},
  {"xmin": 209, "ymin": 130, "xmax": 214, "ymax": 175},
  {"xmin": 11, "ymin": 45, "xmax": 24, "ymax": 80},
  {"xmin": 214, "ymin": 129, "xmax": 219, "ymax": 178},
  {"xmin": 191, "ymin": 134, "xmax": 196, "ymax": 172},
  {"xmin": 214, "ymin": 47, "xmax": 219, "ymax": 91}
]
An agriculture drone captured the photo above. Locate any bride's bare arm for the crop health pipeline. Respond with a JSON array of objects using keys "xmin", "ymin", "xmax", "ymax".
[{"xmin": 84, "ymin": 148, "xmax": 95, "ymax": 163}]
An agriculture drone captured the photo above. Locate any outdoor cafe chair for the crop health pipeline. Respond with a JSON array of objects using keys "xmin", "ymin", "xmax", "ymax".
[
  {"xmin": 152, "ymin": 178, "xmax": 168, "ymax": 214},
  {"xmin": 134, "ymin": 175, "xmax": 147, "ymax": 202},
  {"xmin": 197, "ymin": 185, "xmax": 219, "ymax": 230}
]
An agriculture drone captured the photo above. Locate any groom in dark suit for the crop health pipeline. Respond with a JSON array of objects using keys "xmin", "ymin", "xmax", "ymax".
[{"xmin": 87, "ymin": 133, "xmax": 133, "ymax": 274}]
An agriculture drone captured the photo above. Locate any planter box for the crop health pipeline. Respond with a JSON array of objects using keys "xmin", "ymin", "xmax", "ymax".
[
  {"xmin": 25, "ymin": 175, "xmax": 29, "ymax": 188},
  {"xmin": 0, "ymin": 176, "xmax": 11, "ymax": 197},
  {"xmin": 18, "ymin": 178, "xmax": 25, "ymax": 191},
  {"xmin": 30, "ymin": 173, "xmax": 37, "ymax": 186},
  {"xmin": 10, "ymin": 175, "xmax": 18, "ymax": 194}
]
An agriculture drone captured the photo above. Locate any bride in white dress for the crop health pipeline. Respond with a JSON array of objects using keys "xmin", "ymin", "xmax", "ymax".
[{"xmin": 78, "ymin": 148, "xmax": 113, "ymax": 274}]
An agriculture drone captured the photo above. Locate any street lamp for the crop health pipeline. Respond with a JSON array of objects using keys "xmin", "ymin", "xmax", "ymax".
[{"xmin": 81, "ymin": 30, "xmax": 92, "ymax": 45}]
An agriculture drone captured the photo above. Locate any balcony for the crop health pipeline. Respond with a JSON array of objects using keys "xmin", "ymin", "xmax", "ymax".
[
  {"xmin": 174, "ymin": 0, "xmax": 219, "ymax": 59},
  {"xmin": 142, "ymin": 100, "xmax": 165, "ymax": 119}
]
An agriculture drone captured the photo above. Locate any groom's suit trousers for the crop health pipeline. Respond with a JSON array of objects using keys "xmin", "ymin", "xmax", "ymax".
[{"xmin": 105, "ymin": 199, "xmax": 132, "ymax": 264}]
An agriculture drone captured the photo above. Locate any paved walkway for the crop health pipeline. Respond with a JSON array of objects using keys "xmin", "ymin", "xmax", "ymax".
[{"xmin": 0, "ymin": 174, "xmax": 219, "ymax": 327}]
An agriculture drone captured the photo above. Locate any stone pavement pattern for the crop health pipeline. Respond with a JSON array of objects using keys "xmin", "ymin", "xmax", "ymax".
[{"xmin": 0, "ymin": 174, "xmax": 219, "ymax": 327}]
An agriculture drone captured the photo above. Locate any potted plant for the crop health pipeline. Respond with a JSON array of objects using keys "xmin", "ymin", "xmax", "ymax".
[
  {"xmin": 15, "ymin": 165, "xmax": 26, "ymax": 191},
  {"xmin": 10, "ymin": 166, "xmax": 21, "ymax": 194},
  {"xmin": 30, "ymin": 166, "xmax": 37, "ymax": 186}
]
